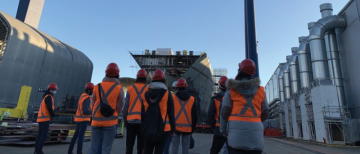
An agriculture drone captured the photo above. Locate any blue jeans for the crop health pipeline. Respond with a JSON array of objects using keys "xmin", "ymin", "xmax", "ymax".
[
  {"xmin": 88, "ymin": 125, "xmax": 116, "ymax": 154},
  {"xmin": 171, "ymin": 134, "xmax": 191, "ymax": 154},
  {"xmin": 34, "ymin": 121, "xmax": 50, "ymax": 154},
  {"xmin": 68, "ymin": 121, "xmax": 89, "ymax": 154},
  {"xmin": 163, "ymin": 136, "xmax": 172, "ymax": 154},
  {"xmin": 222, "ymin": 143, "xmax": 228, "ymax": 154}
]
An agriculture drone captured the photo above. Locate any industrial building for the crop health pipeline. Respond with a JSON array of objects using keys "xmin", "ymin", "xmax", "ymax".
[
  {"xmin": 131, "ymin": 48, "xmax": 215, "ymax": 123},
  {"xmin": 265, "ymin": 0, "xmax": 360, "ymax": 144}
]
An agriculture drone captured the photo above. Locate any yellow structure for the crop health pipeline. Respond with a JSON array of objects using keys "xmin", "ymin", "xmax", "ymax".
[{"xmin": 0, "ymin": 86, "xmax": 32, "ymax": 119}]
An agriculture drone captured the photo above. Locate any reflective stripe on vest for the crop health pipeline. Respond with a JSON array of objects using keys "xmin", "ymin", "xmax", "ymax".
[
  {"xmin": 228, "ymin": 87, "xmax": 265, "ymax": 123},
  {"xmin": 127, "ymin": 84, "xmax": 148, "ymax": 122},
  {"xmin": 37, "ymin": 95, "xmax": 54, "ymax": 122},
  {"xmin": 173, "ymin": 95, "xmax": 194, "ymax": 132},
  {"xmin": 74, "ymin": 93, "xmax": 92, "ymax": 122},
  {"xmin": 92, "ymin": 83, "xmax": 120, "ymax": 123}
]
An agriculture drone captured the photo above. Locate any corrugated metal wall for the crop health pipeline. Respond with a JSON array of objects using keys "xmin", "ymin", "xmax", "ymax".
[{"xmin": 338, "ymin": 0, "xmax": 360, "ymax": 119}]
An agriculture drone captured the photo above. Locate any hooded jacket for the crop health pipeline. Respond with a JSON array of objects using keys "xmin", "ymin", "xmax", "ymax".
[
  {"xmin": 220, "ymin": 78, "xmax": 269, "ymax": 151},
  {"xmin": 142, "ymin": 82, "xmax": 176, "ymax": 133},
  {"xmin": 208, "ymin": 90, "xmax": 226, "ymax": 136},
  {"xmin": 174, "ymin": 90, "xmax": 197, "ymax": 134}
]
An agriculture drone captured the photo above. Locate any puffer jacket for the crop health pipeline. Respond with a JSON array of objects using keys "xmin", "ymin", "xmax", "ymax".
[{"xmin": 220, "ymin": 78, "xmax": 269, "ymax": 151}]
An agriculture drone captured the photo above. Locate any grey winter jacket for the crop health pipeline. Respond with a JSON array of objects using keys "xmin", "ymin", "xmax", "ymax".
[{"xmin": 219, "ymin": 78, "xmax": 269, "ymax": 151}]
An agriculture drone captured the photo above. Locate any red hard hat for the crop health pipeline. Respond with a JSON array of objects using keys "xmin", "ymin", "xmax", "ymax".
[
  {"xmin": 106, "ymin": 63, "xmax": 120, "ymax": 77},
  {"xmin": 85, "ymin": 83, "xmax": 94, "ymax": 90},
  {"xmin": 48, "ymin": 83, "xmax": 58, "ymax": 90},
  {"xmin": 219, "ymin": 76, "xmax": 228, "ymax": 87},
  {"xmin": 239, "ymin": 59, "xmax": 256, "ymax": 75},
  {"xmin": 152, "ymin": 70, "xmax": 165, "ymax": 80},
  {"xmin": 176, "ymin": 78, "xmax": 187, "ymax": 88},
  {"xmin": 137, "ymin": 69, "xmax": 147, "ymax": 78}
]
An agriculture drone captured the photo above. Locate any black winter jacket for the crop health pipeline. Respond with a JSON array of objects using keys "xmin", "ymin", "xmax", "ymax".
[
  {"xmin": 208, "ymin": 90, "xmax": 226, "ymax": 136},
  {"xmin": 142, "ymin": 88, "xmax": 176, "ymax": 133},
  {"xmin": 43, "ymin": 91, "xmax": 56, "ymax": 118}
]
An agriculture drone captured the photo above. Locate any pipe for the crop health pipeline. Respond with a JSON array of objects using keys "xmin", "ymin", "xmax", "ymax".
[
  {"xmin": 321, "ymin": 3, "xmax": 346, "ymax": 106},
  {"xmin": 289, "ymin": 47, "xmax": 300, "ymax": 95},
  {"xmin": 308, "ymin": 3, "xmax": 346, "ymax": 80},
  {"xmin": 298, "ymin": 35, "xmax": 313, "ymax": 89},
  {"xmin": 279, "ymin": 64, "xmax": 285, "ymax": 103},
  {"xmin": 244, "ymin": 0, "xmax": 260, "ymax": 78},
  {"xmin": 284, "ymin": 56, "xmax": 292, "ymax": 100}
]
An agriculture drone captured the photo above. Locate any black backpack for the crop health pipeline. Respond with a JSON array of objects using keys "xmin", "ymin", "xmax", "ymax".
[
  {"xmin": 98, "ymin": 83, "xmax": 115, "ymax": 117},
  {"xmin": 143, "ymin": 90, "xmax": 167, "ymax": 143}
]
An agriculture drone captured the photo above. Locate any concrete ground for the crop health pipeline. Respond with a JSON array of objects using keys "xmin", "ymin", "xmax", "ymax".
[{"xmin": 1, "ymin": 133, "xmax": 359, "ymax": 154}]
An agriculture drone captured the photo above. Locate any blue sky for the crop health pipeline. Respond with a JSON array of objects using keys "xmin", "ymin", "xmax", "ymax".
[{"xmin": 0, "ymin": 0, "xmax": 350, "ymax": 85}]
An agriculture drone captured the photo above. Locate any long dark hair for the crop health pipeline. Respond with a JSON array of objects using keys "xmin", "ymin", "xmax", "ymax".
[{"xmin": 236, "ymin": 69, "xmax": 252, "ymax": 80}]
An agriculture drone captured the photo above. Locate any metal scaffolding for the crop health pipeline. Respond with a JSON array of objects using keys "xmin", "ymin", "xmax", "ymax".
[{"xmin": 322, "ymin": 105, "xmax": 354, "ymax": 145}]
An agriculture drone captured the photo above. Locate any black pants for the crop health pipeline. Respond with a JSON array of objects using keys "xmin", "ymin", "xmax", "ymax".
[
  {"xmin": 126, "ymin": 123, "xmax": 144, "ymax": 154},
  {"xmin": 210, "ymin": 135, "xmax": 227, "ymax": 154},
  {"xmin": 228, "ymin": 147, "xmax": 262, "ymax": 154},
  {"xmin": 144, "ymin": 133, "xmax": 169, "ymax": 154},
  {"xmin": 68, "ymin": 121, "xmax": 89, "ymax": 154},
  {"xmin": 34, "ymin": 121, "xmax": 50, "ymax": 154}
]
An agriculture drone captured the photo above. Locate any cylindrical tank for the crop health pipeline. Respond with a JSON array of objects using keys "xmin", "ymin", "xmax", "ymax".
[
  {"xmin": 0, "ymin": 12, "xmax": 93, "ymax": 116},
  {"xmin": 183, "ymin": 50, "xmax": 187, "ymax": 56},
  {"xmin": 190, "ymin": 51, "xmax": 194, "ymax": 56},
  {"xmin": 152, "ymin": 50, "xmax": 156, "ymax": 55},
  {"xmin": 145, "ymin": 49, "xmax": 150, "ymax": 55},
  {"xmin": 176, "ymin": 51, "xmax": 181, "ymax": 56}
]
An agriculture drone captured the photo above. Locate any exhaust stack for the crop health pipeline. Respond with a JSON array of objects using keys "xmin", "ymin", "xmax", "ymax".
[{"xmin": 308, "ymin": 4, "xmax": 346, "ymax": 80}]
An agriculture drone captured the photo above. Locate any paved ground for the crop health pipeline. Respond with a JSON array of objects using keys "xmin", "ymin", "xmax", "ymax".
[{"xmin": 1, "ymin": 133, "xmax": 359, "ymax": 154}]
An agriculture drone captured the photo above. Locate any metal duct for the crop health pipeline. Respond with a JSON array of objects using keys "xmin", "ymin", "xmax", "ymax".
[
  {"xmin": 284, "ymin": 56, "xmax": 292, "ymax": 100},
  {"xmin": 321, "ymin": 3, "xmax": 346, "ymax": 106},
  {"xmin": 298, "ymin": 35, "xmax": 313, "ymax": 89},
  {"xmin": 308, "ymin": 3, "xmax": 346, "ymax": 80},
  {"xmin": 289, "ymin": 47, "xmax": 300, "ymax": 95},
  {"xmin": 279, "ymin": 64, "xmax": 285, "ymax": 103}
]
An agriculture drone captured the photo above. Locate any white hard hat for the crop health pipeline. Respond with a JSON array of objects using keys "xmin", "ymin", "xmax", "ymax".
[{"xmin": 172, "ymin": 81, "xmax": 177, "ymax": 87}]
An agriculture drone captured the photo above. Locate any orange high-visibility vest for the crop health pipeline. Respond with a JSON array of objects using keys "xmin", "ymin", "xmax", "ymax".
[
  {"xmin": 126, "ymin": 83, "xmax": 149, "ymax": 123},
  {"xmin": 228, "ymin": 86, "xmax": 265, "ymax": 123},
  {"xmin": 91, "ymin": 82, "xmax": 122, "ymax": 127},
  {"xmin": 214, "ymin": 98, "xmax": 222, "ymax": 127},
  {"xmin": 144, "ymin": 91, "xmax": 171, "ymax": 132},
  {"xmin": 74, "ymin": 93, "xmax": 92, "ymax": 122},
  {"xmin": 37, "ymin": 94, "xmax": 54, "ymax": 123},
  {"xmin": 173, "ymin": 94, "xmax": 194, "ymax": 133}
]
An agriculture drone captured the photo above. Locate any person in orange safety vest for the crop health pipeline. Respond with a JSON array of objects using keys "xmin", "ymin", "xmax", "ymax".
[
  {"xmin": 34, "ymin": 83, "xmax": 58, "ymax": 154},
  {"xmin": 123, "ymin": 69, "xmax": 149, "ymax": 154},
  {"xmin": 171, "ymin": 78, "xmax": 197, "ymax": 154},
  {"xmin": 88, "ymin": 63, "xmax": 125, "ymax": 154},
  {"xmin": 68, "ymin": 82, "xmax": 94, "ymax": 154},
  {"xmin": 142, "ymin": 69, "xmax": 175, "ymax": 154},
  {"xmin": 220, "ymin": 59, "xmax": 269, "ymax": 154},
  {"xmin": 208, "ymin": 76, "xmax": 228, "ymax": 154}
]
